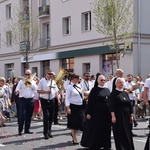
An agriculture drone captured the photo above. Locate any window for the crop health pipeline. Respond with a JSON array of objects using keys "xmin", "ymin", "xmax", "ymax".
[
  {"xmin": 102, "ymin": 53, "xmax": 118, "ymax": 77},
  {"xmin": 6, "ymin": 31, "xmax": 12, "ymax": 46},
  {"xmin": 42, "ymin": 60, "xmax": 50, "ymax": 77},
  {"xmin": 82, "ymin": 11, "xmax": 91, "ymax": 31},
  {"xmin": 63, "ymin": 17, "xmax": 71, "ymax": 35},
  {"xmin": 40, "ymin": 23, "xmax": 50, "ymax": 48},
  {"xmin": 6, "ymin": 4, "xmax": 11, "ymax": 19},
  {"xmin": 62, "ymin": 58, "xmax": 74, "ymax": 72},
  {"xmin": 5, "ymin": 63, "xmax": 14, "ymax": 79}
]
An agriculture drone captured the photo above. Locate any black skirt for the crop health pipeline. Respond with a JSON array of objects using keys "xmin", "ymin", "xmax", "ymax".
[{"xmin": 67, "ymin": 104, "xmax": 85, "ymax": 131}]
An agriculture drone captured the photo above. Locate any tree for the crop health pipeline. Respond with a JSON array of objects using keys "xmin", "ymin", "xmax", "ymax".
[
  {"xmin": 92, "ymin": 0, "xmax": 134, "ymax": 68},
  {"xmin": 5, "ymin": 1, "xmax": 39, "ymax": 69}
]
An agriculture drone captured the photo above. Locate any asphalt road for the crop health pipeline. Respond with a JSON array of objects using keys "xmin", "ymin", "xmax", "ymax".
[{"xmin": 0, "ymin": 115, "xmax": 149, "ymax": 150}]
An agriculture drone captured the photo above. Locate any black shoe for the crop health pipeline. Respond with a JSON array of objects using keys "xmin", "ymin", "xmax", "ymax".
[
  {"xmin": 24, "ymin": 131, "xmax": 33, "ymax": 134},
  {"xmin": 18, "ymin": 132, "xmax": 22, "ymax": 136},
  {"xmin": 72, "ymin": 140, "xmax": 79, "ymax": 145},
  {"xmin": 44, "ymin": 134, "xmax": 49, "ymax": 139},
  {"xmin": 134, "ymin": 123, "xmax": 138, "ymax": 127},
  {"xmin": 48, "ymin": 133, "xmax": 53, "ymax": 138}
]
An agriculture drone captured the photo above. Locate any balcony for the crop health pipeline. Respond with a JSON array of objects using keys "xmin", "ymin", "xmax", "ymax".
[
  {"xmin": 38, "ymin": 5, "xmax": 49, "ymax": 18},
  {"xmin": 20, "ymin": 40, "xmax": 30, "ymax": 51},
  {"xmin": 39, "ymin": 37, "xmax": 50, "ymax": 48}
]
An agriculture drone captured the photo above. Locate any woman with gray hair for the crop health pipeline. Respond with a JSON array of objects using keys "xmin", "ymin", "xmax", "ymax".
[
  {"xmin": 81, "ymin": 75, "xmax": 111, "ymax": 149},
  {"xmin": 109, "ymin": 77, "xmax": 135, "ymax": 150}
]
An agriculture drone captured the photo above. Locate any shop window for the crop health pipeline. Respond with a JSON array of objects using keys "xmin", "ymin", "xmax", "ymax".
[
  {"xmin": 102, "ymin": 53, "xmax": 118, "ymax": 77},
  {"xmin": 62, "ymin": 58, "xmax": 74, "ymax": 72}
]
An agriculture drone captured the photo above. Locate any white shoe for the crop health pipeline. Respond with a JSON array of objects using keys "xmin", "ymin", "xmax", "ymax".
[{"xmin": 0, "ymin": 144, "xmax": 5, "ymax": 147}]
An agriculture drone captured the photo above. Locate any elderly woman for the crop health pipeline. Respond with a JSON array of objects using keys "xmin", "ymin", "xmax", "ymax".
[
  {"xmin": 109, "ymin": 77, "xmax": 135, "ymax": 150},
  {"xmin": 81, "ymin": 75, "xmax": 111, "ymax": 150},
  {"xmin": 65, "ymin": 74, "xmax": 85, "ymax": 144}
]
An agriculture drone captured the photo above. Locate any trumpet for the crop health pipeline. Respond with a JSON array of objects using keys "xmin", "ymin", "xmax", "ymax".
[{"xmin": 22, "ymin": 73, "xmax": 37, "ymax": 87}]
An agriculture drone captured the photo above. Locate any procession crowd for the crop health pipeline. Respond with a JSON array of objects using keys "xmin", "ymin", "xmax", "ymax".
[{"xmin": 0, "ymin": 68, "xmax": 149, "ymax": 150}]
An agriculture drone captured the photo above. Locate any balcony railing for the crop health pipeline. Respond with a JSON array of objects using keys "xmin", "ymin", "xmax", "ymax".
[
  {"xmin": 39, "ymin": 37, "xmax": 50, "ymax": 48},
  {"xmin": 38, "ymin": 5, "xmax": 49, "ymax": 18},
  {"xmin": 20, "ymin": 40, "xmax": 30, "ymax": 50}
]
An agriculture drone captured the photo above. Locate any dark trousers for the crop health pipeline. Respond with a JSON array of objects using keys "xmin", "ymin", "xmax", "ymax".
[
  {"xmin": 40, "ymin": 98, "xmax": 54, "ymax": 135},
  {"xmin": 18, "ymin": 98, "xmax": 34, "ymax": 133},
  {"xmin": 53, "ymin": 98, "xmax": 58, "ymax": 124},
  {"xmin": 16, "ymin": 102, "xmax": 19, "ymax": 124}
]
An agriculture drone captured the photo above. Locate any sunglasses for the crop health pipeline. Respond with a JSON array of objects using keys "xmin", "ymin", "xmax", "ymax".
[
  {"xmin": 101, "ymin": 79, "xmax": 106, "ymax": 82},
  {"xmin": 48, "ymin": 73, "xmax": 53, "ymax": 75},
  {"xmin": 25, "ymin": 74, "xmax": 31, "ymax": 76}
]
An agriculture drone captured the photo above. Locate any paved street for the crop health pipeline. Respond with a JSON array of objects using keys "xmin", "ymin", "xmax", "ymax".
[{"xmin": 0, "ymin": 115, "xmax": 149, "ymax": 150}]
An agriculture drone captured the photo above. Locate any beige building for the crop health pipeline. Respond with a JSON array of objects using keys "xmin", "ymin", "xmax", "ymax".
[{"xmin": 0, "ymin": 0, "xmax": 150, "ymax": 80}]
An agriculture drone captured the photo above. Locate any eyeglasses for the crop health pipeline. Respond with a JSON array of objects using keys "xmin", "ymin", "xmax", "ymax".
[
  {"xmin": 25, "ymin": 74, "xmax": 31, "ymax": 76},
  {"xmin": 48, "ymin": 73, "xmax": 53, "ymax": 75},
  {"xmin": 101, "ymin": 79, "xmax": 106, "ymax": 82}
]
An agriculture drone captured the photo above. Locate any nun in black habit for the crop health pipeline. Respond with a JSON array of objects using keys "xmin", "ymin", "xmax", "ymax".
[
  {"xmin": 109, "ymin": 77, "xmax": 135, "ymax": 150},
  {"xmin": 81, "ymin": 75, "xmax": 111, "ymax": 150}
]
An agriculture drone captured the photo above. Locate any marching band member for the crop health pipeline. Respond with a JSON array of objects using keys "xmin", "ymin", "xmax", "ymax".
[
  {"xmin": 16, "ymin": 69, "xmax": 37, "ymax": 135},
  {"xmin": 37, "ymin": 69, "xmax": 60, "ymax": 139}
]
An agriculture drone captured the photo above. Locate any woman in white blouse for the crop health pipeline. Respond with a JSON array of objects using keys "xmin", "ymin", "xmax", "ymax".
[{"xmin": 65, "ymin": 74, "xmax": 85, "ymax": 145}]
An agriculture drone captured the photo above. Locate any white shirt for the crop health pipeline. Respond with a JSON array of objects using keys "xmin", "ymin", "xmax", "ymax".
[
  {"xmin": 144, "ymin": 78, "xmax": 150, "ymax": 100},
  {"xmin": 16, "ymin": 80, "xmax": 37, "ymax": 98},
  {"xmin": 65, "ymin": 83, "xmax": 82, "ymax": 107},
  {"xmin": 64, "ymin": 80, "xmax": 70, "ymax": 91},
  {"xmin": 124, "ymin": 81, "xmax": 139, "ymax": 100},
  {"xmin": 80, "ymin": 80, "xmax": 93, "ymax": 92},
  {"xmin": 37, "ymin": 78, "xmax": 59, "ymax": 100}
]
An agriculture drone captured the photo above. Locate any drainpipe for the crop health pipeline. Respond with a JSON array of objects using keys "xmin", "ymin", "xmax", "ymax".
[{"xmin": 138, "ymin": 0, "xmax": 141, "ymax": 76}]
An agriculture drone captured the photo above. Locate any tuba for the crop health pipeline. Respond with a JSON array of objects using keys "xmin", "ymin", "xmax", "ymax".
[
  {"xmin": 23, "ymin": 73, "xmax": 37, "ymax": 87},
  {"xmin": 55, "ymin": 68, "xmax": 68, "ymax": 91}
]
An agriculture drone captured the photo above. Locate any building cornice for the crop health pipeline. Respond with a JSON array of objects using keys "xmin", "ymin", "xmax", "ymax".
[{"xmin": 0, "ymin": 33, "xmax": 150, "ymax": 58}]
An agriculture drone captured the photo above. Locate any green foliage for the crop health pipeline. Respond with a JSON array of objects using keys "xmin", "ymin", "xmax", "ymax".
[{"xmin": 92, "ymin": 0, "xmax": 134, "ymax": 68}]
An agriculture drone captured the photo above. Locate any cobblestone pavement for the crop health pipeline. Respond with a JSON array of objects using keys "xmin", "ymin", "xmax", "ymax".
[{"xmin": 0, "ymin": 115, "xmax": 149, "ymax": 150}]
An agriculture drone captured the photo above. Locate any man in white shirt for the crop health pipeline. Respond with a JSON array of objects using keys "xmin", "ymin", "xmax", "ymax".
[
  {"xmin": 80, "ymin": 72, "xmax": 93, "ymax": 101},
  {"xmin": 15, "ymin": 69, "xmax": 37, "ymax": 135},
  {"xmin": 124, "ymin": 74, "xmax": 140, "ymax": 130},
  {"xmin": 37, "ymin": 69, "xmax": 60, "ymax": 139},
  {"xmin": 110, "ymin": 69, "xmax": 124, "ymax": 92},
  {"xmin": 143, "ymin": 77, "xmax": 150, "ymax": 150}
]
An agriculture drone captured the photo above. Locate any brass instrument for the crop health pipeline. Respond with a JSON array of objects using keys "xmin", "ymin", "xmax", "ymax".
[
  {"xmin": 55, "ymin": 68, "xmax": 68, "ymax": 91},
  {"xmin": 126, "ymin": 81, "xmax": 140, "ymax": 94},
  {"xmin": 23, "ymin": 73, "xmax": 37, "ymax": 87}
]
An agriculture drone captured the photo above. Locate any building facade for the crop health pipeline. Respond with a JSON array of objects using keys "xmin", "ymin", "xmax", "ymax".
[{"xmin": 0, "ymin": 0, "xmax": 150, "ymax": 80}]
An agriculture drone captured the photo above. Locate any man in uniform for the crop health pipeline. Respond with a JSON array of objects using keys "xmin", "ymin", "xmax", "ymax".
[
  {"xmin": 16, "ymin": 69, "xmax": 37, "ymax": 135},
  {"xmin": 37, "ymin": 69, "xmax": 60, "ymax": 139}
]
